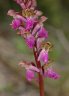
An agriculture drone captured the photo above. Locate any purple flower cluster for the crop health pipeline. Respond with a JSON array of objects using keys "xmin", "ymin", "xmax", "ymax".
[{"xmin": 8, "ymin": 0, "xmax": 60, "ymax": 81}]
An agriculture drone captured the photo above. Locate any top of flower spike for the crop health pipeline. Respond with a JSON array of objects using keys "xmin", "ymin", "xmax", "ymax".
[{"xmin": 14, "ymin": 0, "xmax": 37, "ymax": 9}]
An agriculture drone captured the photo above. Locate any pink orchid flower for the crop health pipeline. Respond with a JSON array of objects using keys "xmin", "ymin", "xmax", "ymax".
[
  {"xmin": 44, "ymin": 68, "xmax": 60, "ymax": 79},
  {"xmin": 38, "ymin": 49, "xmax": 48, "ymax": 63}
]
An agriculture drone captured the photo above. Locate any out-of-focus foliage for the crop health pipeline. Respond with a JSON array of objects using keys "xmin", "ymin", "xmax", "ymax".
[{"xmin": 0, "ymin": 0, "xmax": 69, "ymax": 96}]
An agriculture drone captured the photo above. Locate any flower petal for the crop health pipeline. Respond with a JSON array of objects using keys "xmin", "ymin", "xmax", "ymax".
[
  {"xmin": 11, "ymin": 19, "xmax": 21, "ymax": 30},
  {"xmin": 38, "ymin": 27, "xmax": 48, "ymax": 38},
  {"xmin": 44, "ymin": 68, "xmax": 60, "ymax": 79},
  {"xmin": 7, "ymin": 10, "xmax": 17, "ymax": 17},
  {"xmin": 37, "ymin": 38, "xmax": 45, "ymax": 49},
  {"xmin": 31, "ymin": 0, "xmax": 37, "ymax": 8},
  {"xmin": 19, "ymin": 61, "xmax": 39, "ymax": 73},
  {"xmin": 32, "ymin": 23, "xmax": 43, "ymax": 35},
  {"xmin": 26, "ymin": 69, "xmax": 34, "ymax": 81},
  {"xmin": 30, "ymin": 65, "xmax": 40, "ymax": 72},
  {"xmin": 26, "ymin": 17, "xmax": 35, "ymax": 30},
  {"xmin": 25, "ymin": 35, "xmax": 35, "ymax": 48},
  {"xmin": 40, "ymin": 16, "xmax": 48, "ymax": 23},
  {"xmin": 38, "ymin": 49, "xmax": 48, "ymax": 63},
  {"xmin": 35, "ymin": 10, "xmax": 42, "ymax": 17}
]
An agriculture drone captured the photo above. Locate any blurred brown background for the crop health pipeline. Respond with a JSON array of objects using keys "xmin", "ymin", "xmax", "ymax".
[{"xmin": 0, "ymin": 0, "xmax": 69, "ymax": 96}]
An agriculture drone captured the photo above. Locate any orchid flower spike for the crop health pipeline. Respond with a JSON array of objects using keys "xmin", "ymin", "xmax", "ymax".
[{"xmin": 8, "ymin": 0, "xmax": 60, "ymax": 83}]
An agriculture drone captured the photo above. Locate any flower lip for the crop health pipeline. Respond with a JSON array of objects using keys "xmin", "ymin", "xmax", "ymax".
[
  {"xmin": 26, "ymin": 17, "xmax": 35, "ymax": 30},
  {"xmin": 11, "ymin": 19, "xmax": 21, "ymax": 30},
  {"xmin": 26, "ymin": 69, "xmax": 34, "ymax": 81},
  {"xmin": 38, "ymin": 27, "xmax": 48, "ymax": 38},
  {"xmin": 44, "ymin": 68, "xmax": 60, "ymax": 79},
  {"xmin": 25, "ymin": 34, "xmax": 35, "ymax": 48}
]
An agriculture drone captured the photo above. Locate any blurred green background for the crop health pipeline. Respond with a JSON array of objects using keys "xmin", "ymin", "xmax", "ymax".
[{"xmin": 0, "ymin": 0, "xmax": 69, "ymax": 96}]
